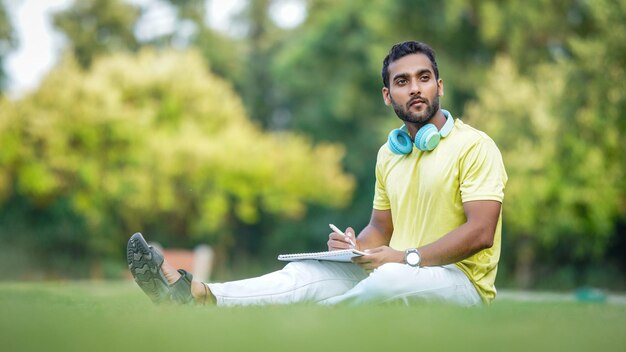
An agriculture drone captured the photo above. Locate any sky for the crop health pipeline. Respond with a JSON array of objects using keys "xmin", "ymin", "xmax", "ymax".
[
  {"xmin": 3, "ymin": 0, "xmax": 305, "ymax": 98},
  {"xmin": 4, "ymin": 0, "xmax": 71, "ymax": 97}
]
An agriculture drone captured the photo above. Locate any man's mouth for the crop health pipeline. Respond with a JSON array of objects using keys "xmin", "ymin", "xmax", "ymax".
[{"xmin": 408, "ymin": 98, "xmax": 426, "ymax": 108}]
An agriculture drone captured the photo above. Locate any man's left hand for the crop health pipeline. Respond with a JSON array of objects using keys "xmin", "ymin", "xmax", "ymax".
[{"xmin": 352, "ymin": 246, "xmax": 404, "ymax": 272}]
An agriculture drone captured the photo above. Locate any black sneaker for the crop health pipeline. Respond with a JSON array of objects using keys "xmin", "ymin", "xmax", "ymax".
[
  {"xmin": 126, "ymin": 233, "xmax": 170, "ymax": 304},
  {"xmin": 126, "ymin": 232, "xmax": 195, "ymax": 305}
]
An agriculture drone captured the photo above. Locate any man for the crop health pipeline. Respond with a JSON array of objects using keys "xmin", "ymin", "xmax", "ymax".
[{"xmin": 127, "ymin": 40, "xmax": 507, "ymax": 306}]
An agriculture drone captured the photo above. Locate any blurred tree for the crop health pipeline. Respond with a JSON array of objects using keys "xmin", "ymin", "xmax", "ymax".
[
  {"xmin": 147, "ymin": 0, "xmax": 205, "ymax": 46},
  {"xmin": 159, "ymin": 0, "xmax": 245, "ymax": 96},
  {"xmin": 0, "ymin": 49, "xmax": 354, "ymax": 276},
  {"xmin": 53, "ymin": 0, "xmax": 140, "ymax": 68},
  {"xmin": 52, "ymin": 0, "xmax": 245, "ymax": 109},
  {"xmin": 465, "ymin": 57, "xmax": 568, "ymax": 287},
  {"xmin": 268, "ymin": 1, "xmax": 390, "ymax": 248},
  {"xmin": 465, "ymin": 0, "xmax": 625, "ymax": 287},
  {"xmin": 167, "ymin": 0, "xmax": 205, "ymax": 23},
  {"xmin": 238, "ymin": 0, "xmax": 276, "ymax": 128},
  {"xmin": 1, "ymin": 0, "xmax": 622, "ymax": 285},
  {"xmin": 556, "ymin": 0, "xmax": 626, "ymax": 281},
  {"xmin": 0, "ymin": 2, "xmax": 17, "ymax": 92},
  {"xmin": 193, "ymin": 26, "xmax": 244, "ymax": 85}
]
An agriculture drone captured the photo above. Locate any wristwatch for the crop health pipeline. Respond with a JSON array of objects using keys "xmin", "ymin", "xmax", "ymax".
[{"xmin": 405, "ymin": 248, "xmax": 421, "ymax": 267}]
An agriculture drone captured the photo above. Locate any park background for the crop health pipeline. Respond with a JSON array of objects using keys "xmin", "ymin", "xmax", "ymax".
[{"xmin": 0, "ymin": 0, "xmax": 624, "ymax": 294}]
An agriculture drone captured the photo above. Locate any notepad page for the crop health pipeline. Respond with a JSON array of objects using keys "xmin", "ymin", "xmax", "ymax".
[{"xmin": 277, "ymin": 249, "xmax": 366, "ymax": 262}]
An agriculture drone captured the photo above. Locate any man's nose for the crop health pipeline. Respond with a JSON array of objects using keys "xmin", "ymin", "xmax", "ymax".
[{"xmin": 409, "ymin": 80, "xmax": 421, "ymax": 95}]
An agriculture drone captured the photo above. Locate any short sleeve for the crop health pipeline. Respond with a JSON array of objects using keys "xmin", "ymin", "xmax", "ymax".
[{"xmin": 459, "ymin": 138, "xmax": 508, "ymax": 203}]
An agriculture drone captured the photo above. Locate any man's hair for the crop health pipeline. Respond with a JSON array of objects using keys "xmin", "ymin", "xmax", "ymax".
[{"xmin": 381, "ymin": 41, "xmax": 439, "ymax": 88}]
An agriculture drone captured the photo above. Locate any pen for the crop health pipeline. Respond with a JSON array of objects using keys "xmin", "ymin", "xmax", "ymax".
[{"xmin": 329, "ymin": 223, "xmax": 355, "ymax": 247}]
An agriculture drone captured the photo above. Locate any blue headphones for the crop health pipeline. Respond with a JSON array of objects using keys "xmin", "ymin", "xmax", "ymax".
[{"xmin": 387, "ymin": 109, "xmax": 454, "ymax": 154}]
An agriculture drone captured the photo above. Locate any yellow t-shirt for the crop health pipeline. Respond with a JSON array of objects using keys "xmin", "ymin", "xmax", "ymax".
[{"xmin": 373, "ymin": 118, "xmax": 507, "ymax": 303}]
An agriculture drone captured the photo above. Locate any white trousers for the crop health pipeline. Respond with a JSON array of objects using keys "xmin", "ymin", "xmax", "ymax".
[{"xmin": 207, "ymin": 260, "xmax": 482, "ymax": 306}]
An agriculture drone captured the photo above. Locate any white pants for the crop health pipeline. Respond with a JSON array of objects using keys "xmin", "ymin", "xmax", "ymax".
[{"xmin": 208, "ymin": 261, "xmax": 482, "ymax": 306}]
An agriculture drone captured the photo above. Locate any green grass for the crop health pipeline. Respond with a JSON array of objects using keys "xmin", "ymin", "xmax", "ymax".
[{"xmin": 1, "ymin": 281, "xmax": 625, "ymax": 352}]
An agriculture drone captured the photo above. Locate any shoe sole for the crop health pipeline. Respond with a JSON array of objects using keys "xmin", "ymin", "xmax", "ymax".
[{"xmin": 127, "ymin": 233, "xmax": 169, "ymax": 304}]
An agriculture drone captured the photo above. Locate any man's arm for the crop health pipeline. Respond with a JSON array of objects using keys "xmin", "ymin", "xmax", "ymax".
[
  {"xmin": 327, "ymin": 209, "xmax": 393, "ymax": 251},
  {"xmin": 417, "ymin": 200, "xmax": 501, "ymax": 266},
  {"xmin": 355, "ymin": 209, "xmax": 394, "ymax": 250},
  {"xmin": 352, "ymin": 200, "xmax": 501, "ymax": 271}
]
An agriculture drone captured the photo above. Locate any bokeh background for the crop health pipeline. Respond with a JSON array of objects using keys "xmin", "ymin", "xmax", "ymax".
[{"xmin": 0, "ymin": 0, "xmax": 624, "ymax": 292}]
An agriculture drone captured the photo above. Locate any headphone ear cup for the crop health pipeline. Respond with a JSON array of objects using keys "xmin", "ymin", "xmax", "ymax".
[
  {"xmin": 388, "ymin": 128, "xmax": 413, "ymax": 154},
  {"xmin": 414, "ymin": 124, "xmax": 440, "ymax": 151}
]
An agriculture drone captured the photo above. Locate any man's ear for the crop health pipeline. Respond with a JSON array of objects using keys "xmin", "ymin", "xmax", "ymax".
[
  {"xmin": 438, "ymin": 79, "xmax": 444, "ymax": 97},
  {"xmin": 382, "ymin": 87, "xmax": 391, "ymax": 106}
]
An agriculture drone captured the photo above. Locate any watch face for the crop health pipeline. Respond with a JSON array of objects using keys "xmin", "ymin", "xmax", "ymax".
[{"xmin": 407, "ymin": 252, "xmax": 420, "ymax": 266}]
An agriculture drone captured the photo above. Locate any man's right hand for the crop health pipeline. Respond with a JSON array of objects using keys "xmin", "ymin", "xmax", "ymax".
[{"xmin": 327, "ymin": 227, "xmax": 358, "ymax": 251}]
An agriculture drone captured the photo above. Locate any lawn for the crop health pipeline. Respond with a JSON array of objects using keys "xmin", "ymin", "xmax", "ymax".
[{"xmin": 1, "ymin": 281, "xmax": 624, "ymax": 352}]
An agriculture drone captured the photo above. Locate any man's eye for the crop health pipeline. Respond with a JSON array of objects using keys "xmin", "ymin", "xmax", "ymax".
[
  {"xmin": 396, "ymin": 79, "xmax": 407, "ymax": 85},
  {"xmin": 420, "ymin": 75, "xmax": 430, "ymax": 81}
]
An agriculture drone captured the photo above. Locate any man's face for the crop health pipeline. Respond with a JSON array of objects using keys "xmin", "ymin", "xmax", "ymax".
[{"xmin": 382, "ymin": 53, "xmax": 443, "ymax": 124}]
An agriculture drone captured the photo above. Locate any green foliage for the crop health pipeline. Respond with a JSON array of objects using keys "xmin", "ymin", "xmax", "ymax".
[
  {"xmin": 563, "ymin": 0, "xmax": 626, "ymax": 212},
  {"xmin": 466, "ymin": 0, "xmax": 626, "ymax": 285},
  {"xmin": 269, "ymin": 1, "xmax": 394, "ymax": 241},
  {"xmin": 53, "ymin": 0, "xmax": 140, "ymax": 68},
  {"xmin": 2, "ymin": 0, "xmax": 625, "ymax": 286},
  {"xmin": 0, "ymin": 2, "xmax": 17, "ymax": 92},
  {"xmin": 0, "ymin": 50, "xmax": 353, "ymax": 268},
  {"xmin": 167, "ymin": 0, "xmax": 205, "ymax": 23},
  {"xmin": 466, "ymin": 57, "xmax": 564, "ymax": 246},
  {"xmin": 473, "ymin": 0, "xmax": 592, "ymax": 68}
]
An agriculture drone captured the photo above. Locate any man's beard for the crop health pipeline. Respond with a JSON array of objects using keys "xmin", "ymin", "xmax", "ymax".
[{"xmin": 391, "ymin": 94, "xmax": 440, "ymax": 124}]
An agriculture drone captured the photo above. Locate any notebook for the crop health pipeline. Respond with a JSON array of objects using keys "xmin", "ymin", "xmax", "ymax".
[{"xmin": 277, "ymin": 249, "xmax": 367, "ymax": 262}]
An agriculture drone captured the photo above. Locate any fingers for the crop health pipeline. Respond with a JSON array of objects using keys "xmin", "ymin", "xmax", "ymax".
[
  {"xmin": 329, "ymin": 228, "xmax": 354, "ymax": 246},
  {"xmin": 352, "ymin": 247, "xmax": 386, "ymax": 271},
  {"xmin": 352, "ymin": 257, "xmax": 375, "ymax": 272},
  {"xmin": 345, "ymin": 227, "xmax": 357, "ymax": 246},
  {"xmin": 328, "ymin": 232, "xmax": 352, "ymax": 250}
]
